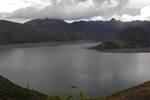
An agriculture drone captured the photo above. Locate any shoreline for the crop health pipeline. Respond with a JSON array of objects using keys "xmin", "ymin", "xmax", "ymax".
[
  {"xmin": 0, "ymin": 40, "xmax": 95, "ymax": 49},
  {"xmin": 1, "ymin": 41, "xmax": 150, "ymax": 53},
  {"xmin": 92, "ymin": 47, "xmax": 150, "ymax": 53},
  {"xmin": 100, "ymin": 47, "xmax": 150, "ymax": 53}
]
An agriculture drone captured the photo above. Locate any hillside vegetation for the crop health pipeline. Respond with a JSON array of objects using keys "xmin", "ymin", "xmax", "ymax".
[
  {"xmin": 0, "ymin": 75, "xmax": 46, "ymax": 100},
  {"xmin": 46, "ymin": 81, "xmax": 150, "ymax": 100},
  {"xmin": 93, "ymin": 26, "xmax": 150, "ymax": 50},
  {"xmin": 0, "ymin": 19, "xmax": 150, "ymax": 45},
  {"xmin": 1, "ymin": 75, "xmax": 150, "ymax": 100},
  {"xmin": 107, "ymin": 81, "xmax": 150, "ymax": 100}
]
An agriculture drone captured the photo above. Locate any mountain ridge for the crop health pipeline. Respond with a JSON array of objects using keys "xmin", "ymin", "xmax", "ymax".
[{"xmin": 0, "ymin": 18, "xmax": 150, "ymax": 45}]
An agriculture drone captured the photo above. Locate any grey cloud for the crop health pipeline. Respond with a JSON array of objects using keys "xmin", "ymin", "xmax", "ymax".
[
  {"xmin": 121, "ymin": 8, "xmax": 140, "ymax": 16},
  {"xmin": 7, "ymin": 0, "xmax": 130, "ymax": 20},
  {"xmin": 116, "ymin": 0, "xmax": 129, "ymax": 10},
  {"xmin": 74, "ymin": 0, "xmax": 89, "ymax": 2},
  {"xmin": 0, "ymin": 13, "xmax": 10, "ymax": 19}
]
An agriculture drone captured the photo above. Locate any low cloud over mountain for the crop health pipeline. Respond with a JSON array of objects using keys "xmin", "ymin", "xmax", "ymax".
[{"xmin": 0, "ymin": 0, "xmax": 150, "ymax": 22}]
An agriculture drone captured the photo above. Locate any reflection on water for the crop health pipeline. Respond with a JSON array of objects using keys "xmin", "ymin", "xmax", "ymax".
[{"xmin": 0, "ymin": 42, "xmax": 150, "ymax": 96}]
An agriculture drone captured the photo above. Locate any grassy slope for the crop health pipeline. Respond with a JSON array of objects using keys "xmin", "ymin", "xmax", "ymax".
[
  {"xmin": 106, "ymin": 81, "xmax": 150, "ymax": 100},
  {"xmin": 0, "ymin": 75, "xmax": 46, "ymax": 100}
]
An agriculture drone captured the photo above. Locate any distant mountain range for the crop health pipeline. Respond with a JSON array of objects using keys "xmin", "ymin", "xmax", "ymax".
[{"xmin": 0, "ymin": 18, "xmax": 150, "ymax": 45}]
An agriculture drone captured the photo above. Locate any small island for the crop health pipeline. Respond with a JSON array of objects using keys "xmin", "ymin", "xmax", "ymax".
[{"xmin": 92, "ymin": 26, "xmax": 150, "ymax": 52}]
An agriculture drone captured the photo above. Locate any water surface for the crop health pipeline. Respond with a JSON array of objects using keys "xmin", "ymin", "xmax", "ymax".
[{"xmin": 0, "ymin": 42, "xmax": 150, "ymax": 96}]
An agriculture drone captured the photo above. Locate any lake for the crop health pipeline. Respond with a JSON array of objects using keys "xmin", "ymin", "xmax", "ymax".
[{"xmin": 0, "ymin": 42, "xmax": 150, "ymax": 96}]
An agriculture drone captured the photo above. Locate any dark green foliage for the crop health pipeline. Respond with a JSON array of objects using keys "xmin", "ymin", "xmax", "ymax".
[
  {"xmin": 118, "ymin": 27, "xmax": 150, "ymax": 48},
  {"xmin": 1, "ymin": 19, "xmax": 150, "ymax": 45},
  {"xmin": 95, "ymin": 41, "xmax": 119, "ymax": 50},
  {"xmin": 46, "ymin": 90, "xmax": 105, "ymax": 100},
  {"xmin": 0, "ymin": 75, "xmax": 46, "ymax": 100},
  {"xmin": 93, "ymin": 26, "xmax": 150, "ymax": 50}
]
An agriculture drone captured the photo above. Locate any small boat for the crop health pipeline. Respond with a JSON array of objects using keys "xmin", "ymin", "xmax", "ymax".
[{"xmin": 70, "ymin": 86, "xmax": 78, "ymax": 88}]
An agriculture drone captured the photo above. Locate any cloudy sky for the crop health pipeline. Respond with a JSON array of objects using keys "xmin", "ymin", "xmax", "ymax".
[{"xmin": 0, "ymin": 0, "xmax": 150, "ymax": 23}]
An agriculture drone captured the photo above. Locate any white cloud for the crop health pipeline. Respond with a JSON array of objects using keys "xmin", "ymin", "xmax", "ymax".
[
  {"xmin": 3, "ymin": 0, "xmax": 129, "ymax": 20},
  {"xmin": 112, "ymin": 6, "xmax": 150, "ymax": 22},
  {"xmin": 0, "ymin": 0, "xmax": 30, "ymax": 12},
  {"xmin": 141, "ymin": 6, "xmax": 150, "ymax": 18},
  {"xmin": 127, "ymin": 0, "xmax": 150, "ymax": 9},
  {"xmin": 90, "ymin": 16, "xmax": 104, "ymax": 21},
  {"xmin": 1, "ymin": 0, "xmax": 150, "ymax": 22}
]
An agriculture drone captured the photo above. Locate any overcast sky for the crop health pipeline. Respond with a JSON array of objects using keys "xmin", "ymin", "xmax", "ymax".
[{"xmin": 0, "ymin": 0, "xmax": 150, "ymax": 23}]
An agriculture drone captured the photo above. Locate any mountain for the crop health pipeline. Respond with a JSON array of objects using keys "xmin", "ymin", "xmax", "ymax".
[
  {"xmin": 0, "ymin": 18, "xmax": 150, "ymax": 45},
  {"xmin": 0, "ymin": 20, "xmax": 46, "ymax": 44},
  {"xmin": 26, "ymin": 18, "xmax": 150, "ymax": 41},
  {"xmin": 25, "ymin": 18, "xmax": 72, "ymax": 30},
  {"xmin": 0, "ymin": 75, "xmax": 46, "ymax": 100},
  {"xmin": 27, "ymin": 18, "xmax": 128, "ymax": 40},
  {"xmin": 25, "ymin": 18, "xmax": 74, "ymax": 35},
  {"xmin": 0, "ymin": 19, "xmax": 84, "ymax": 45},
  {"xmin": 71, "ymin": 19, "xmax": 125, "ymax": 40},
  {"xmin": 71, "ymin": 19, "xmax": 150, "ymax": 40},
  {"xmin": 0, "ymin": 20, "xmax": 60, "ymax": 44},
  {"xmin": 93, "ymin": 26, "xmax": 150, "ymax": 50},
  {"xmin": 25, "ymin": 18, "xmax": 87, "ymax": 41}
]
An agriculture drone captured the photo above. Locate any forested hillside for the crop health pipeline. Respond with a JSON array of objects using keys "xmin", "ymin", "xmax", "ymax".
[
  {"xmin": 0, "ymin": 18, "xmax": 150, "ymax": 45},
  {"xmin": 93, "ymin": 26, "xmax": 150, "ymax": 50}
]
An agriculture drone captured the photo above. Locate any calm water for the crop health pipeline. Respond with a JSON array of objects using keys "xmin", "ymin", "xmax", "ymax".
[{"xmin": 1, "ymin": 42, "xmax": 150, "ymax": 96}]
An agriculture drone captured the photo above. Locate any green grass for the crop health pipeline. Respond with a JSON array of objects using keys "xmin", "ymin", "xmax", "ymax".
[{"xmin": 0, "ymin": 75, "xmax": 46, "ymax": 100}]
